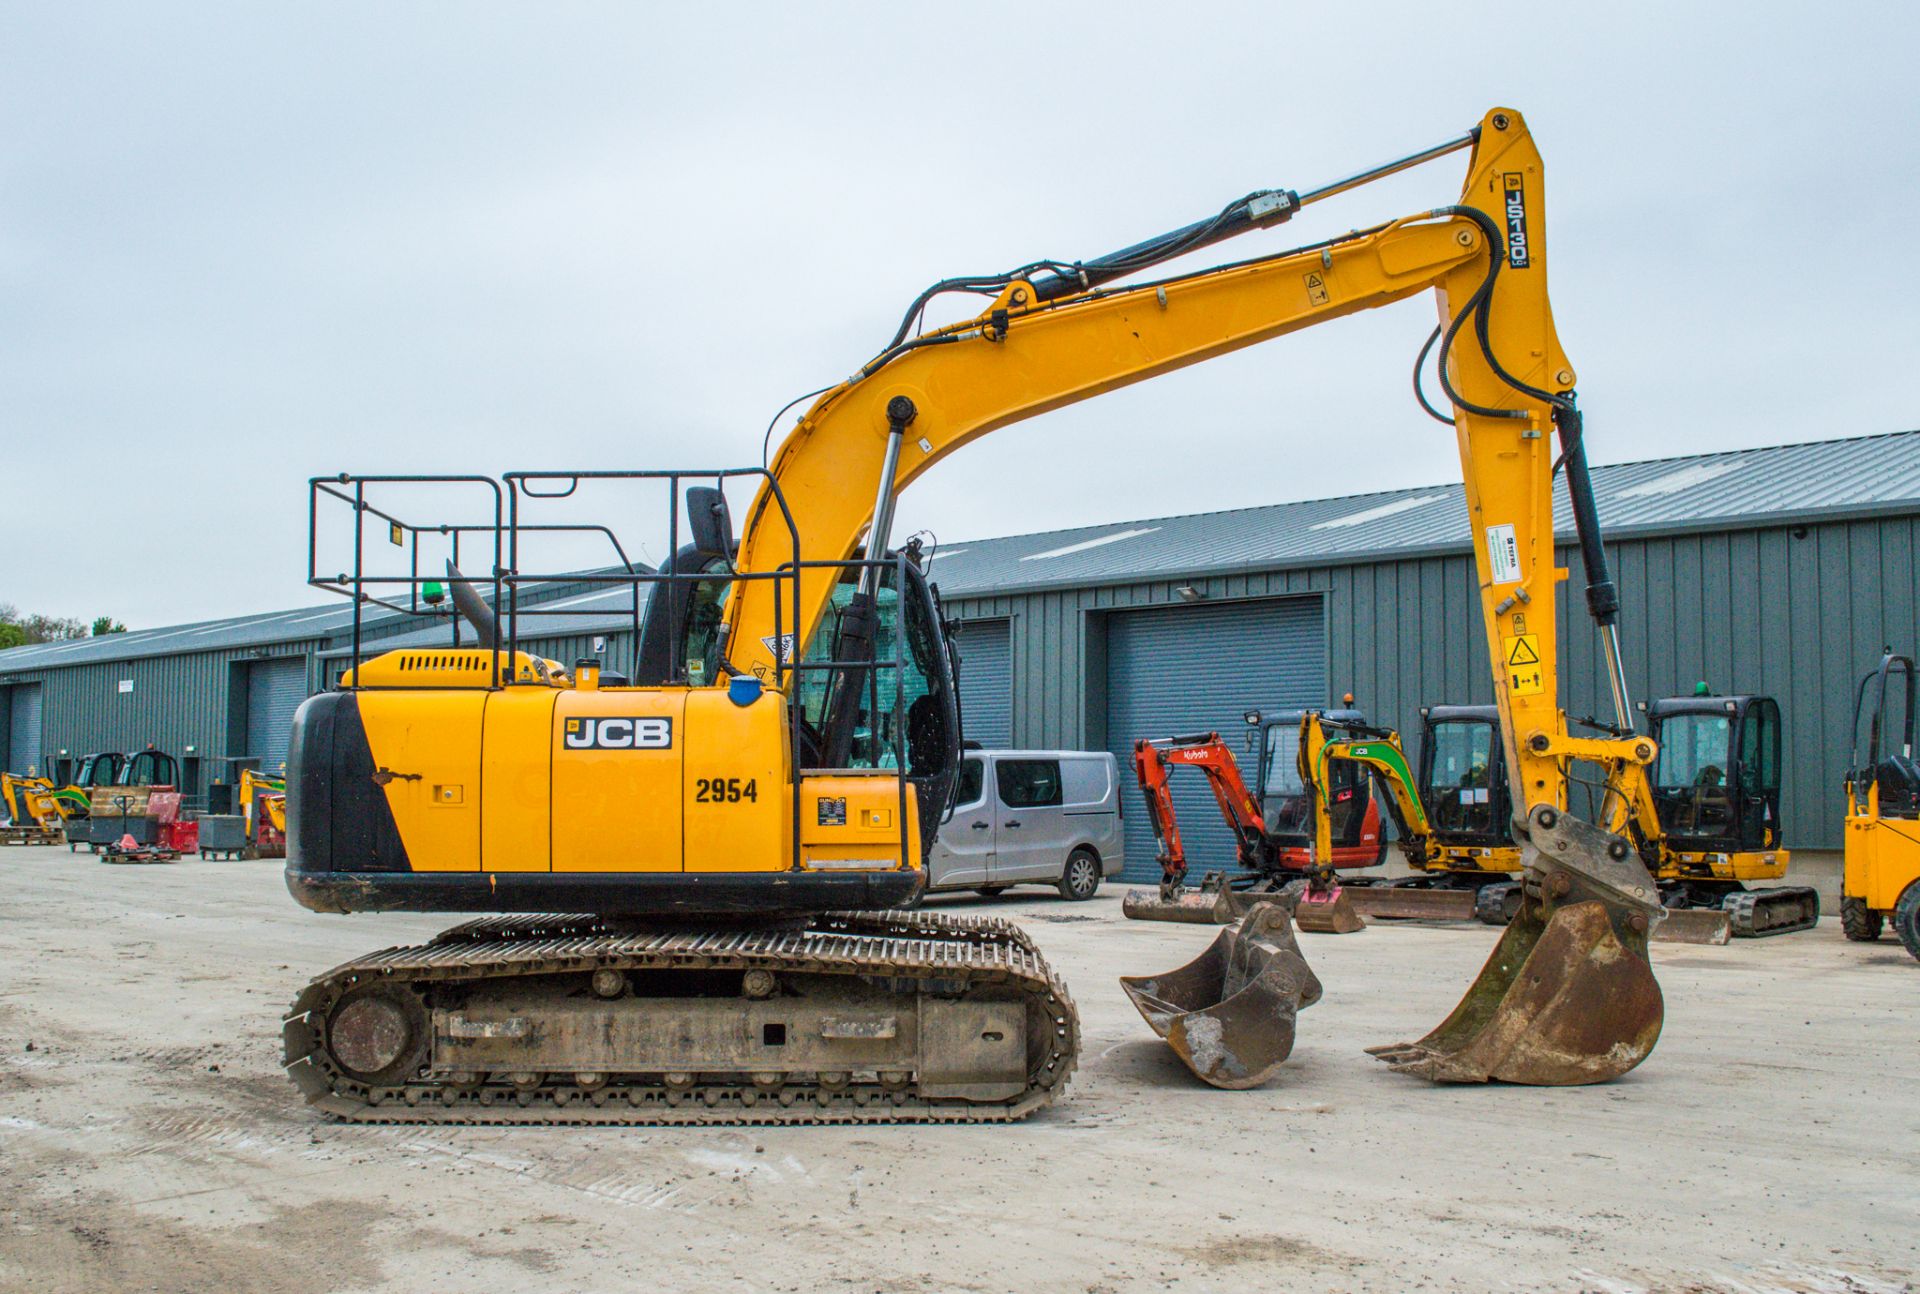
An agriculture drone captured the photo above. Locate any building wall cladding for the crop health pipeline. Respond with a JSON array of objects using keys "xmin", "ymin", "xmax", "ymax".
[
  {"xmin": 0, "ymin": 643, "xmax": 321, "ymax": 780},
  {"xmin": 946, "ymin": 512, "xmax": 1920, "ymax": 850}
]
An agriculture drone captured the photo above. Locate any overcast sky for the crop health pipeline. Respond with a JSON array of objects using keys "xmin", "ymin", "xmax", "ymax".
[{"xmin": 3, "ymin": 3, "xmax": 1916, "ymax": 627}]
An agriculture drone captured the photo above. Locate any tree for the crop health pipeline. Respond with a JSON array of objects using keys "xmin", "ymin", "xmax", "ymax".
[
  {"xmin": 0, "ymin": 603, "xmax": 104, "ymax": 646},
  {"xmin": 90, "ymin": 616, "xmax": 127, "ymax": 636}
]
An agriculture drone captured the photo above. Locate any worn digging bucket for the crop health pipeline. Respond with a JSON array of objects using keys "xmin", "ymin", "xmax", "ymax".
[
  {"xmin": 1292, "ymin": 883, "xmax": 1365, "ymax": 935},
  {"xmin": 1366, "ymin": 804, "xmax": 1666, "ymax": 1086},
  {"xmin": 1120, "ymin": 903, "xmax": 1322, "ymax": 1088},
  {"xmin": 1122, "ymin": 877, "xmax": 1293, "ymax": 925}
]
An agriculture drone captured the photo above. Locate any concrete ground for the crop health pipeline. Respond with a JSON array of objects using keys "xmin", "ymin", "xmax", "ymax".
[{"xmin": 0, "ymin": 846, "xmax": 1914, "ymax": 1294}]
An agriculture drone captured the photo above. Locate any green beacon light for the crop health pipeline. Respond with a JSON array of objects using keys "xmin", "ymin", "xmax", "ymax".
[
  {"xmin": 1693, "ymin": 680, "xmax": 1711, "ymax": 696},
  {"xmin": 422, "ymin": 580, "xmax": 447, "ymax": 606}
]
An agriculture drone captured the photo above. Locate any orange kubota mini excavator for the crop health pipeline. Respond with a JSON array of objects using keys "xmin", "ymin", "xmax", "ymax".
[
  {"xmin": 1122, "ymin": 707, "xmax": 1381, "ymax": 932},
  {"xmin": 283, "ymin": 107, "xmax": 1667, "ymax": 1121}
]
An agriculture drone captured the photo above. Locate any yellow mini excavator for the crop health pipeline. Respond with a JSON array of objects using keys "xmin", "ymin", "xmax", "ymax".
[
  {"xmin": 282, "ymin": 106, "xmax": 1669, "ymax": 1123},
  {"xmin": 1303, "ymin": 695, "xmax": 1817, "ymax": 940}
]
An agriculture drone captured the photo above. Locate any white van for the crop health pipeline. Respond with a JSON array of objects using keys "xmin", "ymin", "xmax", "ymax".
[{"xmin": 926, "ymin": 750, "xmax": 1125, "ymax": 900}]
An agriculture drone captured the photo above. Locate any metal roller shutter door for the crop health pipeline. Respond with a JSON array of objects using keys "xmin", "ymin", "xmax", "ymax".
[
  {"xmin": 7, "ymin": 684, "xmax": 43, "ymax": 774},
  {"xmin": 247, "ymin": 658, "xmax": 309, "ymax": 771},
  {"xmin": 1106, "ymin": 598, "xmax": 1325, "ymax": 883},
  {"xmin": 953, "ymin": 620, "xmax": 1012, "ymax": 748}
]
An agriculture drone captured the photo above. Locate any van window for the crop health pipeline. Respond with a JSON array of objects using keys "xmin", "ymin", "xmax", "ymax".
[
  {"xmin": 954, "ymin": 757, "xmax": 985, "ymax": 806},
  {"xmin": 1059, "ymin": 758, "xmax": 1111, "ymax": 807},
  {"xmin": 996, "ymin": 759, "xmax": 1062, "ymax": 808}
]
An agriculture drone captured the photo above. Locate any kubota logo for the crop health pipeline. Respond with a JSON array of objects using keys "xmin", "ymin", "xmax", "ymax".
[{"xmin": 563, "ymin": 717, "xmax": 673, "ymax": 750}]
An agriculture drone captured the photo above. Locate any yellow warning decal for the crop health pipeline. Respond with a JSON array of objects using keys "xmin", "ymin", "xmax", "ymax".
[
  {"xmin": 1503, "ymin": 633, "xmax": 1544, "ymax": 696},
  {"xmin": 1304, "ymin": 272, "xmax": 1329, "ymax": 306}
]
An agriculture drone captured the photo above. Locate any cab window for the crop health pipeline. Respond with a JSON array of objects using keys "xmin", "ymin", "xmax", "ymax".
[
  {"xmin": 1427, "ymin": 720, "xmax": 1496, "ymax": 834},
  {"xmin": 1654, "ymin": 714, "xmax": 1731, "ymax": 790},
  {"xmin": 795, "ymin": 572, "xmax": 944, "ymax": 772},
  {"xmin": 1262, "ymin": 725, "xmax": 1305, "ymax": 798},
  {"xmin": 997, "ymin": 759, "xmax": 1062, "ymax": 808}
]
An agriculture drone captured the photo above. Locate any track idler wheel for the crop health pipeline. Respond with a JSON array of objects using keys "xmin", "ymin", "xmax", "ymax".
[
  {"xmin": 1119, "ymin": 903, "xmax": 1322, "ymax": 1089},
  {"xmin": 1367, "ymin": 805, "xmax": 1665, "ymax": 1086}
]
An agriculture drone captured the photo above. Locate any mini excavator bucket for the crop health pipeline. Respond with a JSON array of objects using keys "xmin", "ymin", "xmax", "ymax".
[
  {"xmin": 1291, "ymin": 882, "xmax": 1365, "ymax": 935},
  {"xmin": 1123, "ymin": 871, "xmax": 1271, "ymax": 924},
  {"xmin": 1119, "ymin": 903, "xmax": 1322, "ymax": 1089},
  {"xmin": 1367, "ymin": 805, "xmax": 1665, "ymax": 1085}
]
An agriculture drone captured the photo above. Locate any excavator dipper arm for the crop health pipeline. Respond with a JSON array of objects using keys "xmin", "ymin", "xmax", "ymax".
[{"xmin": 1132, "ymin": 734, "xmax": 1268, "ymax": 891}]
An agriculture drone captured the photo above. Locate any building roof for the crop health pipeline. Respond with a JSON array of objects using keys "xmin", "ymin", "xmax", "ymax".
[
  {"xmin": 0, "ymin": 602, "xmax": 385, "ymax": 673},
  {"xmin": 0, "ymin": 570, "xmax": 636, "ymax": 675},
  {"xmin": 926, "ymin": 429, "xmax": 1920, "ymax": 598},
  {"xmin": 314, "ymin": 585, "xmax": 651, "ymax": 659},
  {"xmin": 6, "ymin": 430, "xmax": 1915, "ymax": 673}
]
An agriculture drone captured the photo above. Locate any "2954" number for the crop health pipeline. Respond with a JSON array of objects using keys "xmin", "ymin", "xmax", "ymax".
[{"xmin": 694, "ymin": 777, "xmax": 758, "ymax": 804}]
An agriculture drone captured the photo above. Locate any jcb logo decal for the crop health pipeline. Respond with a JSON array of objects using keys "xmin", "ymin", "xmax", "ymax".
[
  {"xmin": 563, "ymin": 717, "xmax": 673, "ymax": 750},
  {"xmin": 1501, "ymin": 173, "xmax": 1531, "ymax": 269}
]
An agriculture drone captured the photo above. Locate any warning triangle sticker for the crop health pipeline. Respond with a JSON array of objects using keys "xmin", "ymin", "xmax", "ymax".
[{"xmin": 1506, "ymin": 636, "xmax": 1540, "ymax": 666}]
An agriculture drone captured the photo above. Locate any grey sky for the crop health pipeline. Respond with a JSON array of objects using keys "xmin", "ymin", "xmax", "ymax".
[{"xmin": 4, "ymin": 3, "xmax": 1916, "ymax": 627}]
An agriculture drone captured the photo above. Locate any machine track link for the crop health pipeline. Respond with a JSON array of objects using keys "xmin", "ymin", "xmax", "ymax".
[
  {"xmin": 1723, "ymin": 886, "xmax": 1820, "ymax": 937},
  {"xmin": 283, "ymin": 909, "xmax": 1078, "ymax": 1126}
]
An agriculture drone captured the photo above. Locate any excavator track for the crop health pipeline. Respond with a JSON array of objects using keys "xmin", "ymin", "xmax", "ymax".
[
  {"xmin": 1722, "ymin": 886, "xmax": 1821, "ymax": 937},
  {"xmin": 283, "ymin": 909, "xmax": 1078, "ymax": 1126}
]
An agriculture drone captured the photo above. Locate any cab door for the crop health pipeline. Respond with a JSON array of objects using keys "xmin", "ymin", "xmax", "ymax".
[
  {"xmin": 1736, "ymin": 699, "xmax": 1783, "ymax": 848},
  {"xmin": 928, "ymin": 755, "xmax": 992, "ymax": 888},
  {"xmin": 991, "ymin": 757, "xmax": 1070, "ymax": 882}
]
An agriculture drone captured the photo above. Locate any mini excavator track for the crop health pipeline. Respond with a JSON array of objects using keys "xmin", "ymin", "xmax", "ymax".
[{"xmin": 283, "ymin": 910, "xmax": 1078, "ymax": 1126}]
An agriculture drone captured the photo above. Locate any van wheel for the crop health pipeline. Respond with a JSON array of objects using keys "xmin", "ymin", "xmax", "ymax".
[
  {"xmin": 1058, "ymin": 849, "xmax": 1101, "ymax": 902},
  {"xmin": 1894, "ymin": 882, "xmax": 1920, "ymax": 963},
  {"xmin": 975, "ymin": 886, "xmax": 1009, "ymax": 897},
  {"xmin": 1841, "ymin": 896, "xmax": 1883, "ymax": 942}
]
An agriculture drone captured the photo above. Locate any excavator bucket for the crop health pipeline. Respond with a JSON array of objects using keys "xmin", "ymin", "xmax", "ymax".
[
  {"xmin": 1123, "ymin": 876, "xmax": 1294, "ymax": 925},
  {"xmin": 1651, "ymin": 908, "xmax": 1733, "ymax": 945},
  {"xmin": 1122, "ymin": 884, "xmax": 1233, "ymax": 924},
  {"xmin": 1119, "ymin": 903, "xmax": 1322, "ymax": 1088},
  {"xmin": 1292, "ymin": 884, "xmax": 1365, "ymax": 934},
  {"xmin": 1367, "ymin": 804, "xmax": 1665, "ymax": 1086}
]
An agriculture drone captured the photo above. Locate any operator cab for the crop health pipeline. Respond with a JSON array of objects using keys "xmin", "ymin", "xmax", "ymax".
[
  {"xmin": 1849, "ymin": 654, "xmax": 1920, "ymax": 820},
  {"xmin": 1418, "ymin": 705, "xmax": 1511, "ymax": 846},
  {"xmin": 638, "ymin": 500, "xmax": 961, "ymax": 857},
  {"xmin": 1646, "ymin": 690, "xmax": 1783, "ymax": 851},
  {"xmin": 74, "ymin": 751, "xmax": 124, "ymax": 788},
  {"xmin": 1251, "ymin": 708, "xmax": 1372, "ymax": 849},
  {"xmin": 117, "ymin": 748, "xmax": 177, "ymax": 787}
]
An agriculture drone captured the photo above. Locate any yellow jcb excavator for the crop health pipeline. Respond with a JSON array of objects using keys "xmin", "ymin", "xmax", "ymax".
[{"xmin": 282, "ymin": 106, "xmax": 1666, "ymax": 1122}]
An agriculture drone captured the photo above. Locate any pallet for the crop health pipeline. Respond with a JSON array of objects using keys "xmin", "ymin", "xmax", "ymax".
[
  {"xmin": 198, "ymin": 847, "xmax": 248, "ymax": 861},
  {"xmin": 0, "ymin": 825, "xmax": 63, "ymax": 846},
  {"xmin": 100, "ymin": 846, "xmax": 181, "ymax": 865}
]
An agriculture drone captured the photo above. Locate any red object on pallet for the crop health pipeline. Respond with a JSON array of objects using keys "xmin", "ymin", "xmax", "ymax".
[
  {"xmin": 148, "ymin": 792, "xmax": 182, "ymax": 824},
  {"xmin": 163, "ymin": 820, "xmax": 200, "ymax": 853}
]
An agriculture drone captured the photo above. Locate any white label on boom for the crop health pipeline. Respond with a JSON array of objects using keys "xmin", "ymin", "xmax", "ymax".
[{"xmin": 1486, "ymin": 523, "xmax": 1522, "ymax": 585}]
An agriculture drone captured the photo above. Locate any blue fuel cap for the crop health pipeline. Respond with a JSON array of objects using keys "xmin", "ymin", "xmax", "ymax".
[{"xmin": 728, "ymin": 674, "xmax": 763, "ymax": 707}]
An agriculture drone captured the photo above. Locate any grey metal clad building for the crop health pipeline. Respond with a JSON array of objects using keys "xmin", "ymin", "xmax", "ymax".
[
  {"xmin": 4, "ymin": 430, "xmax": 1915, "ymax": 861},
  {"xmin": 0, "ymin": 579, "xmax": 645, "ymax": 805},
  {"xmin": 931, "ymin": 430, "xmax": 1920, "ymax": 872}
]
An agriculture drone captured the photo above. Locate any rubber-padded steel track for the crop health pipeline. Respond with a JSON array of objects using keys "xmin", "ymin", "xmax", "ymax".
[
  {"xmin": 283, "ymin": 910, "xmax": 1078, "ymax": 1125},
  {"xmin": 1723, "ymin": 886, "xmax": 1820, "ymax": 937}
]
